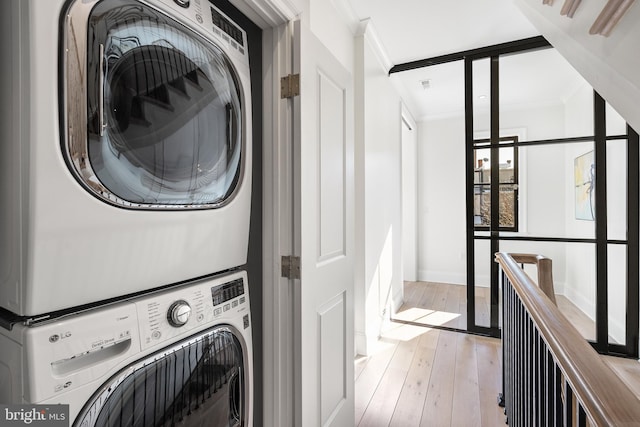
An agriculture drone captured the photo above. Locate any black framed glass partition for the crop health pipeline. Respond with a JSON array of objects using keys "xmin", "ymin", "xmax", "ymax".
[
  {"xmin": 391, "ymin": 37, "xmax": 639, "ymax": 357},
  {"xmin": 463, "ymin": 44, "xmax": 638, "ymax": 355}
]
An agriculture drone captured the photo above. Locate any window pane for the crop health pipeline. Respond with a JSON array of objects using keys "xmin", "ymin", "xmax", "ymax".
[
  {"xmin": 473, "ymin": 145, "xmax": 516, "ymax": 229},
  {"xmin": 607, "ymin": 139, "xmax": 627, "ymax": 241},
  {"xmin": 608, "ymin": 244, "xmax": 626, "ymax": 345},
  {"xmin": 562, "ymin": 242, "xmax": 597, "ymax": 341},
  {"xmin": 499, "ymin": 185, "xmax": 516, "ymax": 229},
  {"xmin": 473, "ymin": 58, "xmax": 491, "ymax": 134},
  {"xmin": 474, "ymin": 238, "xmax": 491, "ymax": 328},
  {"xmin": 500, "ymin": 48, "xmax": 592, "ymax": 141},
  {"xmin": 606, "ymin": 102, "xmax": 627, "ymax": 137}
]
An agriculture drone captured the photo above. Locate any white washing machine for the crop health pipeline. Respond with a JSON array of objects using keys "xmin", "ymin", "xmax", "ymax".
[
  {"xmin": 0, "ymin": 0, "xmax": 253, "ymax": 316},
  {"xmin": 0, "ymin": 270, "xmax": 253, "ymax": 426}
]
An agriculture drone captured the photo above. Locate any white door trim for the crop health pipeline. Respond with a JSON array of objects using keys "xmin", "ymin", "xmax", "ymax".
[
  {"xmin": 227, "ymin": 1, "xmax": 299, "ymax": 426},
  {"xmin": 261, "ymin": 21, "xmax": 296, "ymax": 427}
]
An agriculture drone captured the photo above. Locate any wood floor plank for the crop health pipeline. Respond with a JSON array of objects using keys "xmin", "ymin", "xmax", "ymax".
[
  {"xmin": 358, "ymin": 330, "xmax": 421, "ymax": 427},
  {"xmin": 404, "ymin": 281, "xmax": 424, "ymax": 304},
  {"xmin": 444, "ymin": 284, "xmax": 465, "ymax": 329},
  {"xmin": 475, "ymin": 335, "xmax": 505, "ymax": 427},
  {"xmin": 355, "ymin": 339, "xmax": 399, "ymax": 424},
  {"xmin": 389, "ymin": 329, "xmax": 440, "ymax": 427},
  {"xmin": 475, "ymin": 287, "xmax": 491, "ymax": 328},
  {"xmin": 430, "ymin": 283, "xmax": 449, "ymax": 312},
  {"xmin": 458, "ymin": 284, "xmax": 468, "ymax": 329},
  {"xmin": 419, "ymin": 330, "xmax": 458, "ymax": 426},
  {"xmin": 451, "ymin": 334, "xmax": 481, "ymax": 427}
]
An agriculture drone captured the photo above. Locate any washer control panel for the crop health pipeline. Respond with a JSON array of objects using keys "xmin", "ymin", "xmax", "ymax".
[
  {"xmin": 167, "ymin": 300, "xmax": 192, "ymax": 327},
  {"xmin": 136, "ymin": 272, "xmax": 248, "ymax": 351},
  {"xmin": 211, "ymin": 278, "xmax": 245, "ymax": 317}
]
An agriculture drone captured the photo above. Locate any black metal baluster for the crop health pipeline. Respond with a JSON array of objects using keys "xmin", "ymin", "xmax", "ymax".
[
  {"xmin": 509, "ymin": 284, "xmax": 514, "ymax": 425},
  {"xmin": 153, "ymin": 360, "xmax": 159, "ymax": 427},
  {"xmin": 188, "ymin": 342, "xmax": 193, "ymax": 415},
  {"xmin": 555, "ymin": 365, "xmax": 563, "ymax": 424},
  {"xmin": 547, "ymin": 351, "xmax": 553, "ymax": 427},
  {"xmin": 578, "ymin": 404, "xmax": 587, "ymax": 427},
  {"xmin": 172, "ymin": 351, "xmax": 178, "ymax": 426},
  {"xmin": 565, "ymin": 381, "xmax": 573, "ymax": 427},
  {"xmin": 180, "ymin": 346, "xmax": 186, "ymax": 420},
  {"xmin": 143, "ymin": 364, "xmax": 148, "ymax": 427},
  {"xmin": 513, "ymin": 297, "xmax": 524, "ymax": 426}
]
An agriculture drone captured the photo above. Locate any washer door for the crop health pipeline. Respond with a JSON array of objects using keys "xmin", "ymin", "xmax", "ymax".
[
  {"xmin": 63, "ymin": 0, "xmax": 244, "ymax": 209},
  {"xmin": 74, "ymin": 326, "xmax": 248, "ymax": 427}
]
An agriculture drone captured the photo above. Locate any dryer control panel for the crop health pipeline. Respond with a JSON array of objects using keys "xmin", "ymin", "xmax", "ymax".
[{"xmin": 154, "ymin": 0, "xmax": 248, "ymax": 57}]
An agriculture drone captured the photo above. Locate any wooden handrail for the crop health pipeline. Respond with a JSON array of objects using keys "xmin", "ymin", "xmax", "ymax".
[
  {"xmin": 496, "ymin": 252, "xmax": 640, "ymax": 426},
  {"xmin": 510, "ymin": 253, "xmax": 557, "ymax": 305}
]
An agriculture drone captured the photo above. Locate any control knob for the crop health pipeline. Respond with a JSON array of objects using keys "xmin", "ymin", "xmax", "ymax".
[{"xmin": 167, "ymin": 300, "xmax": 192, "ymax": 327}]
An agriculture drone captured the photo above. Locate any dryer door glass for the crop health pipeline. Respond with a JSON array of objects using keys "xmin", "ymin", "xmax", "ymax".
[
  {"xmin": 73, "ymin": 0, "xmax": 244, "ymax": 209},
  {"xmin": 75, "ymin": 326, "xmax": 247, "ymax": 427}
]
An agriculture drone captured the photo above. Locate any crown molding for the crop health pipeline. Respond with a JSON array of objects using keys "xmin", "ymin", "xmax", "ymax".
[{"xmin": 356, "ymin": 18, "xmax": 394, "ymax": 73}]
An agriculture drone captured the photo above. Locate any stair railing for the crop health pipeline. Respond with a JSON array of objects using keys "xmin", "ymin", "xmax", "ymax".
[{"xmin": 496, "ymin": 252, "xmax": 640, "ymax": 426}]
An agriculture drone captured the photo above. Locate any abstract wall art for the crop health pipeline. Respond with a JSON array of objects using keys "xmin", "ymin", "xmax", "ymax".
[{"xmin": 574, "ymin": 150, "xmax": 595, "ymax": 221}]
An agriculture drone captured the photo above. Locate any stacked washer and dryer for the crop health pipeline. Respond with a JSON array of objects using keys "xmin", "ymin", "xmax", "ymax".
[{"xmin": 0, "ymin": 0, "xmax": 254, "ymax": 425}]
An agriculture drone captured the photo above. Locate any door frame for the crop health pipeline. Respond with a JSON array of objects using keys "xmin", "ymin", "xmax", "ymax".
[{"xmin": 225, "ymin": 2, "xmax": 298, "ymax": 426}]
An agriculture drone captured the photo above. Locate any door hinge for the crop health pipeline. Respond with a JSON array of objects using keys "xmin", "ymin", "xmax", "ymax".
[
  {"xmin": 281, "ymin": 255, "xmax": 301, "ymax": 280},
  {"xmin": 280, "ymin": 73, "xmax": 300, "ymax": 99}
]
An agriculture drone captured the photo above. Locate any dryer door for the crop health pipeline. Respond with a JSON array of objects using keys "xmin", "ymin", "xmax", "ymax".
[
  {"xmin": 63, "ymin": 0, "xmax": 245, "ymax": 209},
  {"xmin": 74, "ymin": 326, "xmax": 249, "ymax": 427}
]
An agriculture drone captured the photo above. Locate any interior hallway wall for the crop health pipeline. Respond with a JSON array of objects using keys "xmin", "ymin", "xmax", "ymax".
[
  {"xmin": 401, "ymin": 110, "xmax": 418, "ymax": 282},
  {"xmin": 354, "ymin": 21, "xmax": 404, "ymax": 356}
]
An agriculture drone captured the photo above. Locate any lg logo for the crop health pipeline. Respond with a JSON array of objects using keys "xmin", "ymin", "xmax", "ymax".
[{"xmin": 49, "ymin": 331, "xmax": 71, "ymax": 343}]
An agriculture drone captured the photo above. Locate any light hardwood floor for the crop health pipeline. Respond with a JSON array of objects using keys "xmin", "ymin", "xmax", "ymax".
[
  {"xmin": 396, "ymin": 281, "xmax": 604, "ymax": 343},
  {"xmin": 394, "ymin": 281, "xmax": 493, "ymax": 330},
  {"xmin": 355, "ymin": 322, "xmax": 504, "ymax": 426},
  {"xmin": 355, "ymin": 281, "xmax": 609, "ymax": 426}
]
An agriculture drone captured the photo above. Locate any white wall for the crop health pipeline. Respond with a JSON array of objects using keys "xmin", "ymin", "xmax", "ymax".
[
  {"xmin": 354, "ymin": 22, "xmax": 404, "ymax": 356},
  {"xmin": 309, "ymin": 0, "xmax": 355, "ymax": 71},
  {"xmin": 419, "ymin": 115, "xmax": 467, "ymax": 284},
  {"xmin": 401, "ymin": 110, "xmax": 418, "ymax": 282}
]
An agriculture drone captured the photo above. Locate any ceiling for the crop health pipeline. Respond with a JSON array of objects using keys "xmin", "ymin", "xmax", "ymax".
[{"xmin": 345, "ymin": 0, "xmax": 587, "ymax": 121}]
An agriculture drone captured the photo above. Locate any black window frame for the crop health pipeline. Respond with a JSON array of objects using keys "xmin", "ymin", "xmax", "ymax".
[{"xmin": 473, "ymin": 135, "xmax": 520, "ymax": 232}]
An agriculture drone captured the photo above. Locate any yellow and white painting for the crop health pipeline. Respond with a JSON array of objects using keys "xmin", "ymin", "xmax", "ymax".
[{"xmin": 574, "ymin": 150, "xmax": 595, "ymax": 221}]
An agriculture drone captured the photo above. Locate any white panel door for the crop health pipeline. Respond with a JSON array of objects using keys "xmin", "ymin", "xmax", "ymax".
[{"xmin": 292, "ymin": 20, "xmax": 354, "ymax": 427}]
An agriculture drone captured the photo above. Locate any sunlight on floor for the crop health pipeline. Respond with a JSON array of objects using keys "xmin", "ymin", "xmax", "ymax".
[
  {"xmin": 381, "ymin": 323, "xmax": 434, "ymax": 342},
  {"xmin": 394, "ymin": 306, "xmax": 461, "ymax": 329}
]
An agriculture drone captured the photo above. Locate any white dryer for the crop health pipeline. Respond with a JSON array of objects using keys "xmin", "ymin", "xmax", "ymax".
[
  {"xmin": 0, "ymin": 270, "xmax": 253, "ymax": 426},
  {"xmin": 0, "ymin": 0, "xmax": 253, "ymax": 316}
]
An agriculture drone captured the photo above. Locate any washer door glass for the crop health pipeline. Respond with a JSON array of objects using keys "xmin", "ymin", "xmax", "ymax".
[
  {"xmin": 82, "ymin": 0, "xmax": 243, "ymax": 208},
  {"xmin": 75, "ymin": 327, "xmax": 247, "ymax": 427}
]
